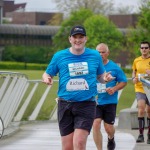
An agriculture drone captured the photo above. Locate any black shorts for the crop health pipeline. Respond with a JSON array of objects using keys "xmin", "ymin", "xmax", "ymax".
[
  {"xmin": 95, "ymin": 104, "xmax": 117, "ymax": 125},
  {"xmin": 136, "ymin": 92, "xmax": 150, "ymax": 105},
  {"xmin": 57, "ymin": 100, "xmax": 96, "ymax": 136}
]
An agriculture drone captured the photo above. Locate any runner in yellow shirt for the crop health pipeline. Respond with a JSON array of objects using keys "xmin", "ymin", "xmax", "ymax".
[{"xmin": 132, "ymin": 41, "xmax": 150, "ymax": 144}]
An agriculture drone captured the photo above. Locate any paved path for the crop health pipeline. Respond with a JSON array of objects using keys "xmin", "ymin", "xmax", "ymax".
[{"xmin": 0, "ymin": 119, "xmax": 149, "ymax": 150}]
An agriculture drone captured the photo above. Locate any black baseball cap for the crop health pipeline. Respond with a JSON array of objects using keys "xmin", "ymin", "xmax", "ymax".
[{"xmin": 70, "ymin": 25, "xmax": 86, "ymax": 36}]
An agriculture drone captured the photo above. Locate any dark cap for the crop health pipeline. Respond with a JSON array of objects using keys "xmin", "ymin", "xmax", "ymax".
[{"xmin": 70, "ymin": 25, "xmax": 86, "ymax": 36}]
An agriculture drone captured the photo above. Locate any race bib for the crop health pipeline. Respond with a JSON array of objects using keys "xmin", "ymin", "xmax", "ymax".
[
  {"xmin": 66, "ymin": 78, "xmax": 89, "ymax": 91},
  {"xmin": 97, "ymin": 83, "xmax": 106, "ymax": 93},
  {"xmin": 68, "ymin": 62, "xmax": 89, "ymax": 76}
]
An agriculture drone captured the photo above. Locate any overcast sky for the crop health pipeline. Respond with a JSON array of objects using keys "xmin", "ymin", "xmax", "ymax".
[{"xmin": 14, "ymin": 0, "xmax": 140, "ymax": 12}]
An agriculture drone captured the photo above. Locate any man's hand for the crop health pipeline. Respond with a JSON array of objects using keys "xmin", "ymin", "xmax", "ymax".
[
  {"xmin": 106, "ymin": 87, "xmax": 116, "ymax": 95},
  {"xmin": 132, "ymin": 76, "xmax": 138, "ymax": 84},
  {"xmin": 146, "ymin": 69, "xmax": 150, "ymax": 75},
  {"xmin": 42, "ymin": 72, "xmax": 53, "ymax": 85},
  {"xmin": 103, "ymin": 71, "xmax": 115, "ymax": 82}
]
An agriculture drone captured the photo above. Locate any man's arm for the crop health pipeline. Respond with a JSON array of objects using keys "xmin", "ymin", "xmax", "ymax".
[
  {"xmin": 106, "ymin": 82, "xmax": 127, "ymax": 95},
  {"xmin": 42, "ymin": 72, "xmax": 53, "ymax": 85},
  {"xmin": 97, "ymin": 72, "xmax": 115, "ymax": 83},
  {"xmin": 132, "ymin": 70, "xmax": 138, "ymax": 84}
]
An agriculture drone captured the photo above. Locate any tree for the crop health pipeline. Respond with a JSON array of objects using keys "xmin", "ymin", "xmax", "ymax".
[
  {"xmin": 84, "ymin": 15, "xmax": 124, "ymax": 60},
  {"xmin": 53, "ymin": 8, "xmax": 94, "ymax": 50},
  {"xmin": 53, "ymin": 8, "xmax": 124, "ymax": 60},
  {"xmin": 114, "ymin": 6, "xmax": 135, "ymax": 14},
  {"xmin": 54, "ymin": 0, "xmax": 114, "ymax": 17},
  {"xmin": 126, "ymin": 0, "xmax": 150, "ymax": 59},
  {"xmin": 138, "ymin": 0, "xmax": 150, "ymax": 33},
  {"xmin": 48, "ymin": 13, "xmax": 63, "ymax": 25},
  {"xmin": 2, "ymin": 45, "xmax": 53, "ymax": 64}
]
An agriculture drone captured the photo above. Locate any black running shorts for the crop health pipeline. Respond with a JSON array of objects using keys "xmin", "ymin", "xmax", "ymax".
[
  {"xmin": 57, "ymin": 100, "xmax": 96, "ymax": 136},
  {"xmin": 95, "ymin": 104, "xmax": 117, "ymax": 125}
]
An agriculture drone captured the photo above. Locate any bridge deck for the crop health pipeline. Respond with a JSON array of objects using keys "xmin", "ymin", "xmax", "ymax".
[{"xmin": 0, "ymin": 119, "xmax": 149, "ymax": 150}]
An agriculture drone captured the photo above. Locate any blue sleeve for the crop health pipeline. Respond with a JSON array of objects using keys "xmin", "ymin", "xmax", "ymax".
[
  {"xmin": 97, "ymin": 53, "xmax": 105, "ymax": 75},
  {"xmin": 116, "ymin": 66, "xmax": 127, "ymax": 82},
  {"xmin": 45, "ymin": 53, "xmax": 59, "ymax": 76}
]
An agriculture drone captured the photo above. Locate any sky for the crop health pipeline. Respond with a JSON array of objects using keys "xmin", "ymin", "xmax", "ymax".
[{"xmin": 14, "ymin": 0, "xmax": 141, "ymax": 13}]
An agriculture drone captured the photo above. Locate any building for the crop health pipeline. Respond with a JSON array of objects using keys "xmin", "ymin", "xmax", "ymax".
[
  {"xmin": 3, "ymin": 0, "xmax": 26, "ymax": 17},
  {"xmin": 2, "ymin": 0, "xmax": 63, "ymax": 25},
  {"xmin": 108, "ymin": 14, "xmax": 139, "ymax": 28},
  {"xmin": 5, "ymin": 11, "xmax": 63, "ymax": 25}
]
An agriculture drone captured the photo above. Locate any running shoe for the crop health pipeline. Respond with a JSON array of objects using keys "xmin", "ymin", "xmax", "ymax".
[
  {"xmin": 136, "ymin": 134, "xmax": 144, "ymax": 143},
  {"xmin": 147, "ymin": 134, "xmax": 150, "ymax": 144},
  {"xmin": 107, "ymin": 137, "xmax": 116, "ymax": 150}
]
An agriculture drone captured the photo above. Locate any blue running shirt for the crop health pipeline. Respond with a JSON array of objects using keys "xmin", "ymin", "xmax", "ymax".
[
  {"xmin": 97, "ymin": 60, "xmax": 127, "ymax": 105},
  {"xmin": 46, "ymin": 48, "xmax": 105, "ymax": 101}
]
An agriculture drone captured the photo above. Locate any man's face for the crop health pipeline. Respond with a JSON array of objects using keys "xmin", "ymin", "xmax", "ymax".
[
  {"xmin": 69, "ymin": 34, "xmax": 87, "ymax": 51},
  {"xmin": 97, "ymin": 45, "xmax": 109, "ymax": 62},
  {"xmin": 140, "ymin": 43, "xmax": 150, "ymax": 55}
]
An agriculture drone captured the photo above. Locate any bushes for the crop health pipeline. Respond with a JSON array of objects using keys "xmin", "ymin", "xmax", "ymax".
[
  {"xmin": 122, "ymin": 68, "xmax": 132, "ymax": 74},
  {"xmin": 0, "ymin": 61, "xmax": 132, "ymax": 73},
  {"xmin": 0, "ymin": 61, "xmax": 47, "ymax": 70}
]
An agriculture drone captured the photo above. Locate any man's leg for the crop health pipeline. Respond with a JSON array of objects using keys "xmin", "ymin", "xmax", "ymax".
[
  {"xmin": 136, "ymin": 99, "xmax": 146, "ymax": 143},
  {"xmin": 61, "ymin": 133, "xmax": 74, "ymax": 150},
  {"xmin": 146, "ymin": 104, "xmax": 150, "ymax": 144},
  {"xmin": 73, "ymin": 129, "xmax": 89, "ymax": 150},
  {"xmin": 93, "ymin": 118, "xmax": 103, "ymax": 150},
  {"xmin": 104, "ymin": 123, "xmax": 115, "ymax": 150},
  {"xmin": 72, "ymin": 101, "xmax": 96, "ymax": 150},
  {"xmin": 103, "ymin": 104, "xmax": 116, "ymax": 150}
]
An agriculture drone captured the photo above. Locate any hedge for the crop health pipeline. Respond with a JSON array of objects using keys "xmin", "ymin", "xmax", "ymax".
[{"xmin": 0, "ymin": 61, "xmax": 47, "ymax": 70}]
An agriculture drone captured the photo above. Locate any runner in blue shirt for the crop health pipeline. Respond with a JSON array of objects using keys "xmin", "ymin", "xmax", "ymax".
[
  {"xmin": 42, "ymin": 26, "xmax": 114, "ymax": 150},
  {"xmin": 93, "ymin": 43, "xmax": 127, "ymax": 150}
]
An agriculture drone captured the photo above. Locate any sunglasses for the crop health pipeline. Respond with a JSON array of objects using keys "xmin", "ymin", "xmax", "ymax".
[{"xmin": 140, "ymin": 47, "xmax": 149, "ymax": 49}]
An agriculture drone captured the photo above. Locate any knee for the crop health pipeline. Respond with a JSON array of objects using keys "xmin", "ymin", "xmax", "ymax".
[
  {"xmin": 138, "ymin": 107, "xmax": 146, "ymax": 115},
  {"xmin": 146, "ymin": 106, "xmax": 150, "ymax": 113},
  {"xmin": 93, "ymin": 119, "xmax": 101, "ymax": 131},
  {"xmin": 105, "ymin": 124, "xmax": 114, "ymax": 135},
  {"xmin": 74, "ymin": 137, "xmax": 85, "ymax": 149},
  {"xmin": 105, "ymin": 126, "xmax": 111, "ymax": 134}
]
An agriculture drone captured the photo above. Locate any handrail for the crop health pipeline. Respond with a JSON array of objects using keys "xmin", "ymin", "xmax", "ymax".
[
  {"xmin": 0, "ymin": 71, "xmax": 150, "ymax": 138},
  {"xmin": 138, "ymin": 74, "xmax": 150, "ymax": 103},
  {"xmin": 0, "ymin": 71, "xmax": 28, "ymax": 78},
  {"xmin": 138, "ymin": 74, "xmax": 150, "ymax": 87}
]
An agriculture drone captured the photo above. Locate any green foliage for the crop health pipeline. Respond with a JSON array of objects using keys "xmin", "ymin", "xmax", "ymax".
[
  {"xmin": 3, "ymin": 45, "xmax": 25, "ymax": 62},
  {"xmin": 53, "ymin": 8, "xmax": 94, "ymax": 51},
  {"xmin": 48, "ymin": 13, "xmax": 63, "ymax": 25},
  {"xmin": 84, "ymin": 15, "xmax": 124, "ymax": 60},
  {"xmin": 122, "ymin": 68, "xmax": 132, "ymax": 74},
  {"xmin": 53, "ymin": 8, "xmax": 124, "ymax": 61},
  {"xmin": 117, "ymin": 79, "xmax": 135, "ymax": 115},
  {"xmin": 138, "ymin": 0, "xmax": 150, "ymax": 31},
  {"xmin": 2, "ymin": 45, "xmax": 54, "ymax": 64},
  {"xmin": 0, "ymin": 61, "xmax": 47, "ymax": 70},
  {"xmin": 126, "ymin": 0, "xmax": 150, "ymax": 58}
]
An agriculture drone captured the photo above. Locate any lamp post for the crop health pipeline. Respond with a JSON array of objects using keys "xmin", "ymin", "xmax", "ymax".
[
  {"xmin": 24, "ymin": 24, "xmax": 28, "ymax": 69},
  {"xmin": 0, "ymin": 0, "xmax": 3, "ymax": 25}
]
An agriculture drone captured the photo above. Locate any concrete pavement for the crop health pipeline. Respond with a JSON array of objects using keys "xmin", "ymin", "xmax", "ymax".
[{"xmin": 0, "ymin": 119, "xmax": 149, "ymax": 150}]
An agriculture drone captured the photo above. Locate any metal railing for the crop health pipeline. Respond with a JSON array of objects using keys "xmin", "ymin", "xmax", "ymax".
[
  {"xmin": 138, "ymin": 74, "xmax": 150, "ymax": 103},
  {"xmin": 0, "ymin": 71, "xmax": 58, "ymax": 137},
  {"xmin": 0, "ymin": 71, "xmax": 150, "ymax": 138}
]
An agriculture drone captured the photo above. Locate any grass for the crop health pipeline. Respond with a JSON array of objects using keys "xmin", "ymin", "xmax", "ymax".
[
  {"xmin": 117, "ymin": 79, "xmax": 135, "ymax": 115},
  {"xmin": 0, "ymin": 69, "xmax": 134, "ymax": 119}
]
